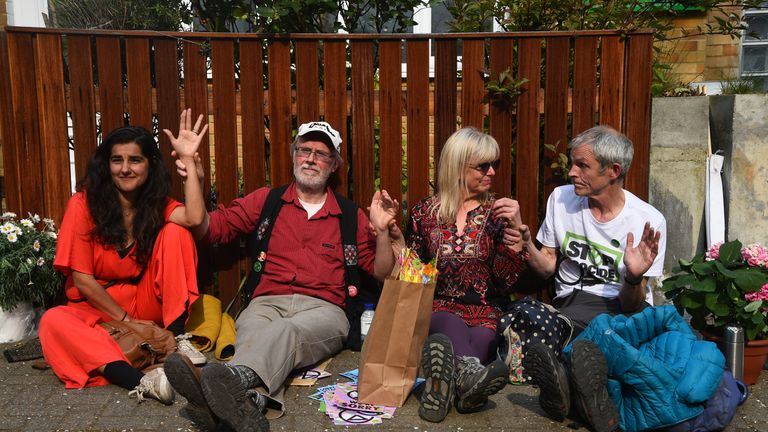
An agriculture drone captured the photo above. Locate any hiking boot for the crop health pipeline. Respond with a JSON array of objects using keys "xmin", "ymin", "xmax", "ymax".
[
  {"xmin": 454, "ymin": 356, "xmax": 508, "ymax": 413},
  {"xmin": 165, "ymin": 352, "xmax": 220, "ymax": 432},
  {"xmin": 568, "ymin": 340, "xmax": 619, "ymax": 432},
  {"xmin": 201, "ymin": 363, "xmax": 270, "ymax": 432},
  {"xmin": 129, "ymin": 367, "xmax": 175, "ymax": 405},
  {"xmin": 418, "ymin": 333, "xmax": 455, "ymax": 423},
  {"xmin": 176, "ymin": 333, "xmax": 207, "ymax": 365},
  {"xmin": 523, "ymin": 343, "xmax": 570, "ymax": 421}
]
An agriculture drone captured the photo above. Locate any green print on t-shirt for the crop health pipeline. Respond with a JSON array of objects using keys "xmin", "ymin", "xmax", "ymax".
[{"xmin": 561, "ymin": 232, "xmax": 623, "ymax": 284}]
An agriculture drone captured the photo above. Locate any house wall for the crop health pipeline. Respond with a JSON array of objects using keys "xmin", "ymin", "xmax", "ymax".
[
  {"xmin": 659, "ymin": 9, "xmax": 741, "ymax": 84},
  {"xmin": 1, "ymin": 1, "xmax": 7, "ymax": 29}
]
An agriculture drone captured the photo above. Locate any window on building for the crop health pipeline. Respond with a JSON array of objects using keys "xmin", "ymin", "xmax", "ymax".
[{"xmin": 741, "ymin": 4, "xmax": 768, "ymax": 77}]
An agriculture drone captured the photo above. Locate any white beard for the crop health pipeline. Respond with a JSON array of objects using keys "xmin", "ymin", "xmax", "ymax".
[{"xmin": 294, "ymin": 163, "xmax": 331, "ymax": 191}]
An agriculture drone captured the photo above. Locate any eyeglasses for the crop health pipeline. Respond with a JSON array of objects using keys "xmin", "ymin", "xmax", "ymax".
[
  {"xmin": 468, "ymin": 160, "xmax": 501, "ymax": 173},
  {"xmin": 295, "ymin": 146, "xmax": 333, "ymax": 163}
]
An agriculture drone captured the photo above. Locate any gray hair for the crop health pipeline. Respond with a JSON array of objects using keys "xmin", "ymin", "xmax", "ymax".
[
  {"xmin": 569, "ymin": 126, "xmax": 633, "ymax": 180},
  {"xmin": 290, "ymin": 135, "xmax": 343, "ymax": 164}
]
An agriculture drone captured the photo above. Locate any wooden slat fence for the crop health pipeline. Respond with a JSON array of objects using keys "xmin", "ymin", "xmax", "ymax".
[{"xmin": 0, "ymin": 27, "xmax": 654, "ymax": 305}]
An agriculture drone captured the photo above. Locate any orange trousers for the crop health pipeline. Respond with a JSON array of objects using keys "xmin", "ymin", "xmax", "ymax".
[{"xmin": 39, "ymin": 223, "xmax": 199, "ymax": 388}]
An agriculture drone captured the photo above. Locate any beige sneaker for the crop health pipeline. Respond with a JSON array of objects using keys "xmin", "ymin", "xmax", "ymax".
[
  {"xmin": 176, "ymin": 333, "xmax": 207, "ymax": 365},
  {"xmin": 129, "ymin": 367, "xmax": 175, "ymax": 405}
]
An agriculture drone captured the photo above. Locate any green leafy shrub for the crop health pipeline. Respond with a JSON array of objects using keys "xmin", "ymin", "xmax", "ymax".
[
  {"xmin": 663, "ymin": 240, "xmax": 768, "ymax": 341},
  {"xmin": 0, "ymin": 213, "xmax": 63, "ymax": 311}
]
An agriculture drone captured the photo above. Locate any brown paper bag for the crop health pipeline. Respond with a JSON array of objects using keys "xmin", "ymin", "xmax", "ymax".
[{"xmin": 357, "ymin": 277, "xmax": 435, "ymax": 407}]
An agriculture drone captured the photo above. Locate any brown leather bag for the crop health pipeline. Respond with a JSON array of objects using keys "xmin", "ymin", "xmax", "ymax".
[{"xmin": 99, "ymin": 320, "xmax": 177, "ymax": 371}]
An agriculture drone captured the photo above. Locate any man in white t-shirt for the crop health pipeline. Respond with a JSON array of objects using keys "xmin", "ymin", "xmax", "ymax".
[{"xmin": 500, "ymin": 126, "xmax": 665, "ymax": 432}]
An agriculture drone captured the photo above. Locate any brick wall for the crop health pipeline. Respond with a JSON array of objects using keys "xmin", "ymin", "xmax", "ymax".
[
  {"xmin": 703, "ymin": 7, "xmax": 742, "ymax": 81},
  {"xmin": 0, "ymin": 0, "xmax": 6, "ymax": 29},
  {"xmin": 657, "ymin": 9, "xmax": 741, "ymax": 84}
]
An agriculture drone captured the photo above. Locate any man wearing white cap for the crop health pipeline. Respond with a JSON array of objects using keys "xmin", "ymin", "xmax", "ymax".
[{"xmin": 165, "ymin": 119, "xmax": 399, "ymax": 432}]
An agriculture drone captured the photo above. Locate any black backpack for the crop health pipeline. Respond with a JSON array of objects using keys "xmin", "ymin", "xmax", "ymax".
[{"xmin": 239, "ymin": 184, "xmax": 380, "ymax": 351}]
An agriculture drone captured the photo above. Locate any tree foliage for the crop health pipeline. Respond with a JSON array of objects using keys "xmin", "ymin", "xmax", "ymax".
[
  {"xmin": 190, "ymin": 0, "xmax": 430, "ymax": 33},
  {"xmin": 48, "ymin": 0, "xmax": 191, "ymax": 30},
  {"xmin": 448, "ymin": 0, "xmax": 763, "ymax": 41}
]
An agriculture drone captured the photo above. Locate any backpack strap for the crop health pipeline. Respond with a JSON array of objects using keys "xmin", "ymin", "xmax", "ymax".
[
  {"xmin": 334, "ymin": 192, "xmax": 373, "ymax": 351},
  {"xmin": 335, "ymin": 191, "xmax": 361, "ymax": 295},
  {"xmin": 240, "ymin": 184, "xmax": 289, "ymax": 309}
]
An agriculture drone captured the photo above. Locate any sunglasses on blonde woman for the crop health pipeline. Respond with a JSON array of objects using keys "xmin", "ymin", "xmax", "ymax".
[{"xmin": 468, "ymin": 159, "xmax": 501, "ymax": 174}]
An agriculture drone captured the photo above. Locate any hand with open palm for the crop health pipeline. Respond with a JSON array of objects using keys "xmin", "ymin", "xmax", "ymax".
[{"xmin": 623, "ymin": 222, "xmax": 661, "ymax": 281}]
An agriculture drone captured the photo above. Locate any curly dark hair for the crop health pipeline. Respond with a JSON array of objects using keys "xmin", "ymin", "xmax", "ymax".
[{"xmin": 77, "ymin": 126, "xmax": 171, "ymax": 265}]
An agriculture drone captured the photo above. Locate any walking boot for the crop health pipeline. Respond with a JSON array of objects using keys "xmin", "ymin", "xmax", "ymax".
[
  {"xmin": 200, "ymin": 363, "xmax": 270, "ymax": 432},
  {"xmin": 523, "ymin": 342, "xmax": 570, "ymax": 421},
  {"xmin": 418, "ymin": 333, "xmax": 455, "ymax": 422},
  {"xmin": 165, "ymin": 352, "xmax": 223, "ymax": 432},
  {"xmin": 454, "ymin": 356, "xmax": 508, "ymax": 413},
  {"xmin": 567, "ymin": 340, "xmax": 619, "ymax": 432}
]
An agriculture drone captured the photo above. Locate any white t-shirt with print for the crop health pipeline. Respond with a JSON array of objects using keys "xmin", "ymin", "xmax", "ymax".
[{"xmin": 536, "ymin": 185, "xmax": 667, "ymax": 304}]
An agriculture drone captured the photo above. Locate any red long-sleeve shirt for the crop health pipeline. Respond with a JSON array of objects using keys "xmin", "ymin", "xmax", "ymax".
[{"xmin": 207, "ymin": 183, "xmax": 376, "ymax": 308}]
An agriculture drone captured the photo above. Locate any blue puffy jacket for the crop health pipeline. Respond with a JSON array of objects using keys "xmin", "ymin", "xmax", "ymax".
[{"xmin": 565, "ymin": 305, "xmax": 725, "ymax": 432}]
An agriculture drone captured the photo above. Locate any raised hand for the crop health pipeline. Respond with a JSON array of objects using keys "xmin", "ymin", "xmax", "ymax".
[
  {"xmin": 162, "ymin": 108, "xmax": 207, "ymax": 160},
  {"xmin": 369, "ymin": 190, "xmax": 399, "ymax": 235},
  {"xmin": 623, "ymin": 222, "xmax": 661, "ymax": 280}
]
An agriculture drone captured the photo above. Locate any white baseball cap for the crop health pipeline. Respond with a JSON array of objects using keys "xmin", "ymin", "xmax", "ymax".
[{"xmin": 296, "ymin": 121, "xmax": 342, "ymax": 154}]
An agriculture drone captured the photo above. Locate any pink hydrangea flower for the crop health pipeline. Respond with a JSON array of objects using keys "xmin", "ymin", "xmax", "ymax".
[
  {"xmin": 705, "ymin": 242, "xmax": 723, "ymax": 261},
  {"xmin": 745, "ymin": 283, "xmax": 768, "ymax": 302},
  {"xmin": 742, "ymin": 243, "xmax": 768, "ymax": 269}
]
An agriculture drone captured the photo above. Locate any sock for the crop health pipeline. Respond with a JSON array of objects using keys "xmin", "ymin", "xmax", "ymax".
[
  {"xmin": 167, "ymin": 311, "xmax": 188, "ymax": 337},
  {"xmin": 233, "ymin": 365, "xmax": 264, "ymax": 389},
  {"xmin": 103, "ymin": 361, "xmax": 143, "ymax": 389}
]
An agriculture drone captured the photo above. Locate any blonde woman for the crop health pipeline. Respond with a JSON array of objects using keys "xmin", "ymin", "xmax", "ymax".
[{"xmin": 406, "ymin": 127, "xmax": 529, "ymax": 422}]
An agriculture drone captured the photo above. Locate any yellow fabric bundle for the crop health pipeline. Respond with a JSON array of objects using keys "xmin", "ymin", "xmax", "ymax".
[{"xmin": 185, "ymin": 294, "xmax": 236, "ymax": 361}]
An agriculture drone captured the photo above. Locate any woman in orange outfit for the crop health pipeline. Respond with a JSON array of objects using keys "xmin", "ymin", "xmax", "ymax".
[{"xmin": 39, "ymin": 110, "xmax": 208, "ymax": 404}]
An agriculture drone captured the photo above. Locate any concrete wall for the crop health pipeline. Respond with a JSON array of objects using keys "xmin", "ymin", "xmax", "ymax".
[
  {"xmin": 711, "ymin": 94, "xmax": 768, "ymax": 245},
  {"xmin": 649, "ymin": 97, "xmax": 710, "ymax": 276},
  {"xmin": 652, "ymin": 94, "xmax": 768, "ymax": 283}
]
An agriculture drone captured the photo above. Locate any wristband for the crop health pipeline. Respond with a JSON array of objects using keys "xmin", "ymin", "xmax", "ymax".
[
  {"xmin": 121, "ymin": 311, "xmax": 128, "ymax": 321},
  {"xmin": 624, "ymin": 272, "xmax": 643, "ymax": 286}
]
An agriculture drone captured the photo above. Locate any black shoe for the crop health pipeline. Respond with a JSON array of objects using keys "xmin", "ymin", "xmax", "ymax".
[
  {"xmin": 418, "ymin": 333, "xmax": 455, "ymax": 423},
  {"xmin": 523, "ymin": 343, "xmax": 570, "ymax": 422},
  {"xmin": 454, "ymin": 357, "xmax": 508, "ymax": 413},
  {"xmin": 200, "ymin": 363, "xmax": 270, "ymax": 432},
  {"xmin": 568, "ymin": 340, "xmax": 619, "ymax": 432},
  {"xmin": 164, "ymin": 353, "xmax": 226, "ymax": 432}
]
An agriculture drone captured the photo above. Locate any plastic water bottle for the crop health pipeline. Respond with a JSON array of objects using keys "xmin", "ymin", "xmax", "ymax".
[
  {"xmin": 360, "ymin": 303, "xmax": 375, "ymax": 343},
  {"xmin": 724, "ymin": 325, "xmax": 744, "ymax": 381}
]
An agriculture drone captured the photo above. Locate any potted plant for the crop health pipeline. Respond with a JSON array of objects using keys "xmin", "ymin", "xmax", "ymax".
[
  {"xmin": 0, "ymin": 212, "xmax": 62, "ymax": 343},
  {"xmin": 662, "ymin": 240, "xmax": 768, "ymax": 384}
]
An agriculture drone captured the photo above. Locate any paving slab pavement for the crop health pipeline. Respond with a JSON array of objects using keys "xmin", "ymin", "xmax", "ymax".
[{"xmin": 1, "ymin": 345, "xmax": 766, "ymax": 431}]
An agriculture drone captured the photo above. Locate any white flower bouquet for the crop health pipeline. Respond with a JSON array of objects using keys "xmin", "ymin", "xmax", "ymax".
[{"xmin": 0, "ymin": 212, "xmax": 62, "ymax": 311}]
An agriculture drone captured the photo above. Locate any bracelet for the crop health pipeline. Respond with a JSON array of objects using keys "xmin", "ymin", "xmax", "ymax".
[
  {"xmin": 121, "ymin": 311, "xmax": 128, "ymax": 321},
  {"xmin": 624, "ymin": 272, "xmax": 643, "ymax": 286}
]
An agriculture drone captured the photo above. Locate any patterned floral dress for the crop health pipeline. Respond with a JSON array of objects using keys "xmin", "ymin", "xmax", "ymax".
[{"xmin": 406, "ymin": 196, "xmax": 528, "ymax": 331}]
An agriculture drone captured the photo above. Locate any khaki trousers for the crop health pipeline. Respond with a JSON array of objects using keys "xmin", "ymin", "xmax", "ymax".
[{"xmin": 232, "ymin": 294, "xmax": 349, "ymax": 418}]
